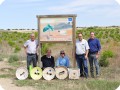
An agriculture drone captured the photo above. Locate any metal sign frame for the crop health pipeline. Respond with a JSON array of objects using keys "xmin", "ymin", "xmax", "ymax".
[{"xmin": 37, "ymin": 14, "xmax": 77, "ymax": 67}]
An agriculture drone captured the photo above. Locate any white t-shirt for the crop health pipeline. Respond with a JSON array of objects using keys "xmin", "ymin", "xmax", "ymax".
[
  {"xmin": 24, "ymin": 39, "xmax": 38, "ymax": 54},
  {"xmin": 76, "ymin": 39, "xmax": 89, "ymax": 55}
]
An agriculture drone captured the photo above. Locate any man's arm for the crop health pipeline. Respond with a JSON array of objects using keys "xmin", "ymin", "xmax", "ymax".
[
  {"xmin": 23, "ymin": 40, "xmax": 28, "ymax": 55},
  {"xmin": 23, "ymin": 45, "xmax": 27, "ymax": 55},
  {"xmin": 85, "ymin": 49, "xmax": 89, "ymax": 56}
]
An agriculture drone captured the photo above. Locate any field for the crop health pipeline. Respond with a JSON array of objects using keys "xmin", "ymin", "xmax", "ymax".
[{"xmin": 0, "ymin": 27, "xmax": 120, "ymax": 90}]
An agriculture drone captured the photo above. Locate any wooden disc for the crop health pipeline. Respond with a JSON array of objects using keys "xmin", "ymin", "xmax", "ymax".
[
  {"xmin": 16, "ymin": 67, "xmax": 28, "ymax": 80},
  {"xmin": 69, "ymin": 69, "xmax": 79, "ymax": 79},
  {"xmin": 55, "ymin": 66, "xmax": 68, "ymax": 80},
  {"xmin": 43, "ymin": 67, "xmax": 55, "ymax": 80},
  {"xmin": 30, "ymin": 67, "xmax": 43, "ymax": 80}
]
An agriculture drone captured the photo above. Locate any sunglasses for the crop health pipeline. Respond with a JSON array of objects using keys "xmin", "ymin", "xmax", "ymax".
[{"xmin": 60, "ymin": 53, "xmax": 65, "ymax": 54}]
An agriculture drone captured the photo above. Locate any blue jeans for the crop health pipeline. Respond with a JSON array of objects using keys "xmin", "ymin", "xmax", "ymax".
[
  {"xmin": 76, "ymin": 54, "xmax": 88, "ymax": 76},
  {"xmin": 88, "ymin": 53, "xmax": 100, "ymax": 76},
  {"xmin": 27, "ymin": 54, "xmax": 37, "ymax": 70}
]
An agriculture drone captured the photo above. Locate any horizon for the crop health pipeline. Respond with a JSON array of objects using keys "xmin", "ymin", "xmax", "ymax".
[{"xmin": 0, "ymin": 25, "xmax": 120, "ymax": 30}]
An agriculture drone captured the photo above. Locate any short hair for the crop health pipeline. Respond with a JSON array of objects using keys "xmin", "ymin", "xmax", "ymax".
[
  {"xmin": 30, "ymin": 33, "xmax": 35, "ymax": 37},
  {"xmin": 46, "ymin": 49, "xmax": 51, "ymax": 53},
  {"xmin": 60, "ymin": 50, "xmax": 65, "ymax": 53},
  {"xmin": 78, "ymin": 32, "xmax": 83, "ymax": 35},
  {"xmin": 60, "ymin": 50, "xmax": 65, "ymax": 55},
  {"xmin": 90, "ymin": 32, "xmax": 95, "ymax": 34}
]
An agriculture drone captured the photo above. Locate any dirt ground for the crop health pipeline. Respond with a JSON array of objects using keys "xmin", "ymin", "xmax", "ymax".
[{"xmin": 0, "ymin": 60, "xmax": 36, "ymax": 90}]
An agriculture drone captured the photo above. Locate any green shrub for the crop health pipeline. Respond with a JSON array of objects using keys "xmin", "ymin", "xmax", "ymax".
[
  {"xmin": 8, "ymin": 41, "xmax": 15, "ymax": 47},
  {"xmin": 99, "ymin": 56, "xmax": 109, "ymax": 67},
  {"xmin": 99, "ymin": 50, "xmax": 114, "ymax": 67},
  {"xmin": 0, "ymin": 39, "xmax": 2, "ymax": 44},
  {"xmin": 14, "ymin": 46, "xmax": 21, "ymax": 53},
  {"xmin": 102, "ymin": 50, "xmax": 114, "ymax": 59},
  {"xmin": 0, "ymin": 56, "xmax": 3, "ymax": 61},
  {"xmin": 18, "ymin": 40, "xmax": 23, "ymax": 44},
  {"xmin": 41, "ymin": 43, "xmax": 48, "ymax": 55},
  {"xmin": 8, "ymin": 55, "xmax": 19, "ymax": 63}
]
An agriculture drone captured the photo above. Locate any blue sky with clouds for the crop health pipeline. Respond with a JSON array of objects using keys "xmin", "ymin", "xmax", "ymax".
[{"xmin": 0, "ymin": 0, "xmax": 120, "ymax": 29}]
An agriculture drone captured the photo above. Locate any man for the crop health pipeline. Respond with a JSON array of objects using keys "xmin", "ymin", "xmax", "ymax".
[
  {"xmin": 56, "ymin": 50, "xmax": 70, "ymax": 68},
  {"xmin": 76, "ymin": 33, "xmax": 89, "ymax": 78},
  {"xmin": 24, "ymin": 33, "xmax": 38, "ymax": 70},
  {"xmin": 88, "ymin": 32, "xmax": 101, "ymax": 78},
  {"xmin": 41, "ymin": 49, "xmax": 55, "ymax": 69}
]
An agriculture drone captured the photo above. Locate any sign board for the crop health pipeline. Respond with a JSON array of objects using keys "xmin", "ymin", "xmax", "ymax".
[
  {"xmin": 55, "ymin": 66, "xmax": 68, "ymax": 79},
  {"xmin": 16, "ymin": 67, "xmax": 28, "ymax": 80},
  {"xmin": 39, "ymin": 17, "xmax": 73, "ymax": 42},
  {"xmin": 43, "ymin": 67, "xmax": 55, "ymax": 80},
  {"xmin": 69, "ymin": 69, "xmax": 80, "ymax": 79},
  {"xmin": 30, "ymin": 67, "xmax": 43, "ymax": 80},
  {"xmin": 37, "ymin": 14, "xmax": 77, "ymax": 67}
]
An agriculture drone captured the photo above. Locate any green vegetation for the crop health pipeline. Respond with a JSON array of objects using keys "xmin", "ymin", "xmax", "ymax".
[
  {"xmin": 0, "ymin": 74, "xmax": 13, "ymax": 78},
  {"xmin": 0, "ymin": 56, "xmax": 3, "ymax": 61},
  {"xmin": 14, "ymin": 46, "xmax": 21, "ymax": 53},
  {"xmin": 101, "ymin": 50, "xmax": 114, "ymax": 58},
  {"xmin": 41, "ymin": 43, "xmax": 53, "ymax": 55},
  {"xmin": 76, "ymin": 27, "xmax": 120, "ymax": 43},
  {"xmin": 0, "ymin": 68, "xmax": 16, "ymax": 78},
  {"xmin": 8, "ymin": 55, "xmax": 19, "ymax": 63},
  {"xmin": 8, "ymin": 41, "xmax": 15, "ymax": 47},
  {"xmin": 14, "ymin": 79, "xmax": 120, "ymax": 90},
  {"xmin": 99, "ymin": 50, "xmax": 114, "ymax": 67},
  {"xmin": 0, "ymin": 31, "xmax": 38, "ymax": 53}
]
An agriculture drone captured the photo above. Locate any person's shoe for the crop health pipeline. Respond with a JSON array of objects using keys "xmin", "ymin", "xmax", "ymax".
[
  {"xmin": 80, "ymin": 74, "xmax": 84, "ymax": 77},
  {"xmin": 96, "ymin": 74, "xmax": 100, "ymax": 77},
  {"xmin": 84, "ymin": 72, "xmax": 88, "ymax": 79}
]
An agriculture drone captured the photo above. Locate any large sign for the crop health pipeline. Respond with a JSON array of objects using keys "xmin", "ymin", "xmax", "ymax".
[
  {"xmin": 37, "ymin": 15, "xmax": 77, "ymax": 68},
  {"xmin": 39, "ymin": 17, "xmax": 73, "ymax": 42}
]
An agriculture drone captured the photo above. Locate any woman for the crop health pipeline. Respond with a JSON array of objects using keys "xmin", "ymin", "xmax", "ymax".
[{"xmin": 56, "ymin": 50, "xmax": 70, "ymax": 68}]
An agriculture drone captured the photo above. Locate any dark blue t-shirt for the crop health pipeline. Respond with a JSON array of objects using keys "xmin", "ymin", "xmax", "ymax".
[{"xmin": 88, "ymin": 38, "xmax": 101, "ymax": 53}]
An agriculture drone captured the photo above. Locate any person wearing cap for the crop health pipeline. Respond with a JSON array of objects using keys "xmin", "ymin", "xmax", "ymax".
[
  {"xmin": 76, "ymin": 33, "xmax": 89, "ymax": 78},
  {"xmin": 56, "ymin": 50, "xmax": 70, "ymax": 68},
  {"xmin": 24, "ymin": 33, "xmax": 39, "ymax": 70},
  {"xmin": 88, "ymin": 32, "xmax": 101, "ymax": 78},
  {"xmin": 41, "ymin": 49, "xmax": 55, "ymax": 69}
]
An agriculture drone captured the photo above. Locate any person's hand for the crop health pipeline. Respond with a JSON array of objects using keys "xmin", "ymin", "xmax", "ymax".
[
  {"xmin": 96, "ymin": 54, "xmax": 99, "ymax": 59},
  {"xmin": 37, "ymin": 52, "xmax": 39, "ymax": 56},
  {"xmin": 85, "ymin": 55, "xmax": 88, "ymax": 60}
]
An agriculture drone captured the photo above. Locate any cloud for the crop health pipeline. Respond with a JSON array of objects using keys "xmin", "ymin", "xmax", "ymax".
[
  {"xmin": 48, "ymin": 0, "xmax": 115, "ymax": 13},
  {"xmin": 115, "ymin": 0, "xmax": 120, "ymax": 5},
  {"xmin": 0, "ymin": 0, "xmax": 4, "ymax": 5},
  {"xmin": 17, "ymin": 0, "xmax": 44, "ymax": 3}
]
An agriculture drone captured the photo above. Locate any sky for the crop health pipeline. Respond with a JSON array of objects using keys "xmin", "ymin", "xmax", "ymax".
[{"xmin": 0, "ymin": 0, "xmax": 120, "ymax": 29}]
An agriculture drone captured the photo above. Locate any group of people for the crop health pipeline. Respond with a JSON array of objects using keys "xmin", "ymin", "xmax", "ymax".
[{"xmin": 24, "ymin": 32, "xmax": 101, "ymax": 78}]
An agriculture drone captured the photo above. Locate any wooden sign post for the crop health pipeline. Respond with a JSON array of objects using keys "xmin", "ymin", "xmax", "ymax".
[{"xmin": 36, "ymin": 14, "xmax": 77, "ymax": 68}]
